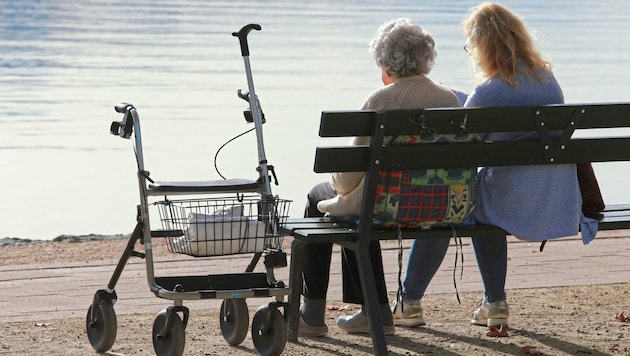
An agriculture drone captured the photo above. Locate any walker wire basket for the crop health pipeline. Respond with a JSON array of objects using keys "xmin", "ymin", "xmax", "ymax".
[{"xmin": 156, "ymin": 194, "xmax": 291, "ymax": 257}]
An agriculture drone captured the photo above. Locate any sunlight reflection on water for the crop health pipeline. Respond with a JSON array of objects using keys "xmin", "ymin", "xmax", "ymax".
[{"xmin": 1, "ymin": 0, "xmax": 629, "ymax": 239}]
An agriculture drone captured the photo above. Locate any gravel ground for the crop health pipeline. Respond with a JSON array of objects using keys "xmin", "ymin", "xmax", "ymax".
[{"xmin": 1, "ymin": 237, "xmax": 629, "ymax": 355}]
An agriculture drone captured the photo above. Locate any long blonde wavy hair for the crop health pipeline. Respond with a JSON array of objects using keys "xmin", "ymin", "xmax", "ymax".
[{"xmin": 463, "ymin": 2, "xmax": 553, "ymax": 86}]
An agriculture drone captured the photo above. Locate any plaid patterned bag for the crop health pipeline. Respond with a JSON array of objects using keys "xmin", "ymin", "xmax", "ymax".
[{"xmin": 372, "ymin": 132, "xmax": 479, "ymax": 228}]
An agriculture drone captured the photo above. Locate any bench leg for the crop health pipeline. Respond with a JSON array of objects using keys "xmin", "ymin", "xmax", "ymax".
[
  {"xmin": 287, "ymin": 239, "xmax": 305, "ymax": 342},
  {"xmin": 355, "ymin": 243, "xmax": 389, "ymax": 356}
]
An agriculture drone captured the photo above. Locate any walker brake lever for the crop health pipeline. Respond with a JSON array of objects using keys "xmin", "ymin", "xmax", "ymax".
[
  {"xmin": 256, "ymin": 165, "xmax": 278, "ymax": 186},
  {"xmin": 239, "ymin": 89, "xmax": 266, "ymax": 124},
  {"xmin": 237, "ymin": 89, "xmax": 250, "ymax": 103},
  {"xmin": 268, "ymin": 165, "xmax": 278, "ymax": 186}
]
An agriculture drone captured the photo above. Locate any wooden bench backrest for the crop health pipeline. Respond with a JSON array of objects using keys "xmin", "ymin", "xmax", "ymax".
[
  {"xmin": 314, "ymin": 103, "xmax": 630, "ymax": 234},
  {"xmin": 315, "ymin": 103, "xmax": 630, "ymax": 172}
]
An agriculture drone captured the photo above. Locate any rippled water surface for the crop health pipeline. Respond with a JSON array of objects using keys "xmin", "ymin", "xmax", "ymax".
[{"xmin": 1, "ymin": 0, "xmax": 630, "ymax": 239}]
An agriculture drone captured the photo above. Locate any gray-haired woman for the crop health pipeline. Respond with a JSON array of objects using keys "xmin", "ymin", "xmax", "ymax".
[{"xmin": 299, "ymin": 18, "xmax": 461, "ymax": 337}]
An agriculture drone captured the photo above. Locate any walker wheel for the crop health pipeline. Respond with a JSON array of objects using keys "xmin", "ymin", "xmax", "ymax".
[
  {"xmin": 152, "ymin": 309, "xmax": 185, "ymax": 356},
  {"xmin": 85, "ymin": 300, "xmax": 117, "ymax": 352},
  {"xmin": 220, "ymin": 298, "xmax": 249, "ymax": 346},
  {"xmin": 251, "ymin": 304, "xmax": 287, "ymax": 356}
]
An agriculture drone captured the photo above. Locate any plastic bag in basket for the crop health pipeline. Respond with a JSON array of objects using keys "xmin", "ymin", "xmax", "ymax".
[{"xmin": 176, "ymin": 205, "xmax": 266, "ymax": 256}]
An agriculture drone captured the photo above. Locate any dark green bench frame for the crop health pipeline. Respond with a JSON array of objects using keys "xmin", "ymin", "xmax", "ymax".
[{"xmin": 280, "ymin": 103, "xmax": 630, "ymax": 355}]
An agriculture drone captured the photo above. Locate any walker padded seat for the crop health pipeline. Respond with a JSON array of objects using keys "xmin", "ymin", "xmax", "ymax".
[{"xmin": 148, "ymin": 178, "xmax": 260, "ymax": 193}]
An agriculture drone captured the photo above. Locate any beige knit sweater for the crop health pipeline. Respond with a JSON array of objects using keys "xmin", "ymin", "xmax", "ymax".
[{"xmin": 317, "ymin": 75, "xmax": 462, "ymax": 216}]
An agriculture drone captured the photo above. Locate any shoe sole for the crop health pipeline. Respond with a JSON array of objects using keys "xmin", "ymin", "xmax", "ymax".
[
  {"xmin": 298, "ymin": 328, "xmax": 328, "ymax": 337},
  {"xmin": 299, "ymin": 314, "xmax": 329, "ymax": 337},
  {"xmin": 338, "ymin": 326, "xmax": 395, "ymax": 335},
  {"xmin": 393, "ymin": 318, "xmax": 426, "ymax": 327},
  {"xmin": 470, "ymin": 318, "xmax": 508, "ymax": 327}
]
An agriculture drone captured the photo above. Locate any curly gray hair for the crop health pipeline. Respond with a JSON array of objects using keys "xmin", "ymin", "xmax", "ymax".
[{"xmin": 369, "ymin": 18, "xmax": 436, "ymax": 78}]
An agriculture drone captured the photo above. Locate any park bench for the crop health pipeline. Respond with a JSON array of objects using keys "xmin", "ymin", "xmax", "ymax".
[{"xmin": 280, "ymin": 103, "xmax": 630, "ymax": 355}]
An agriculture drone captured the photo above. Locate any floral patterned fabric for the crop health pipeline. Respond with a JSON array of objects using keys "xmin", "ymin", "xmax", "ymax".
[{"xmin": 372, "ymin": 132, "xmax": 479, "ymax": 228}]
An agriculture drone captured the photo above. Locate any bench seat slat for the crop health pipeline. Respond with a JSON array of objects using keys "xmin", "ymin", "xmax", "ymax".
[
  {"xmin": 290, "ymin": 228, "xmax": 357, "ymax": 244},
  {"xmin": 283, "ymin": 206, "xmax": 630, "ymax": 243},
  {"xmin": 282, "ymin": 217, "xmax": 355, "ymax": 232},
  {"xmin": 282, "ymin": 222, "xmax": 350, "ymax": 232},
  {"xmin": 592, "ymin": 204, "xmax": 630, "ymax": 230},
  {"xmin": 599, "ymin": 210, "xmax": 630, "ymax": 218},
  {"xmin": 599, "ymin": 216, "xmax": 630, "ymax": 224}
]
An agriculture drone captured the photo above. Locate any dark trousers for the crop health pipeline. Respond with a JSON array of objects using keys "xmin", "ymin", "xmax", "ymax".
[{"xmin": 301, "ymin": 182, "xmax": 389, "ymax": 304}]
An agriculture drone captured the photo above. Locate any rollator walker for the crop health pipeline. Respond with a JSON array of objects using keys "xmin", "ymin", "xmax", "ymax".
[{"xmin": 85, "ymin": 24, "xmax": 291, "ymax": 356}]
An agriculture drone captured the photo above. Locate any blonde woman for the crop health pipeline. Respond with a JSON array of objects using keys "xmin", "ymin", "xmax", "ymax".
[{"xmin": 393, "ymin": 2, "xmax": 597, "ymax": 332}]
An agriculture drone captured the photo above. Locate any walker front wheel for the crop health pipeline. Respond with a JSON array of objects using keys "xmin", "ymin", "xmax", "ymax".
[
  {"xmin": 220, "ymin": 298, "xmax": 249, "ymax": 346},
  {"xmin": 152, "ymin": 309, "xmax": 185, "ymax": 356},
  {"xmin": 251, "ymin": 304, "xmax": 287, "ymax": 356},
  {"xmin": 85, "ymin": 300, "xmax": 117, "ymax": 352}
]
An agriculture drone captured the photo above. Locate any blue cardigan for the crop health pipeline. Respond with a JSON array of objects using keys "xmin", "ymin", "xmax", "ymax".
[{"xmin": 463, "ymin": 69, "xmax": 598, "ymax": 244}]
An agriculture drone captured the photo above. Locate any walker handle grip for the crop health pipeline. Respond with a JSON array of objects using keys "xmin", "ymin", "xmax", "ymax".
[
  {"xmin": 114, "ymin": 103, "xmax": 134, "ymax": 113},
  {"xmin": 232, "ymin": 23, "xmax": 261, "ymax": 57}
]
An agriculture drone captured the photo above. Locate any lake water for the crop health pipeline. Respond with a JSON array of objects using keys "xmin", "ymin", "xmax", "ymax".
[{"xmin": 2, "ymin": 0, "xmax": 630, "ymax": 240}]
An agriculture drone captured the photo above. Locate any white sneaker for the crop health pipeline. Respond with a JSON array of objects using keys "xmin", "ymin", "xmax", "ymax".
[
  {"xmin": 336, "ymin": 309, "xmax": 395, "ymax": 335},
  {"xmin": 471, "ymin": 299, "xmax": 509, "ymax": 327},
  {"xmin": 391, "ymin": 299, "xmax": 426, "ymax": 327}
]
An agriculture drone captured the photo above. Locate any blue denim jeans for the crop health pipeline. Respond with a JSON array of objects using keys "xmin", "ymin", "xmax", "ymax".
[{"xmin": 402, "ymin": 235, "xmax": 507, "ymax": 303}]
